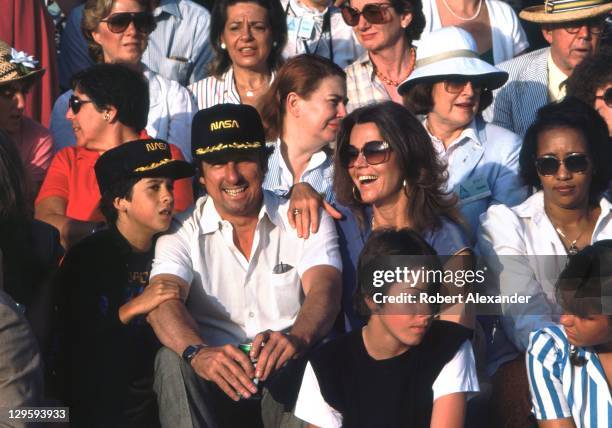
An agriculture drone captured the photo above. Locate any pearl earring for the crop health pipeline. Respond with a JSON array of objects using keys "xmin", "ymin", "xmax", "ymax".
[
  {"xmin": 220, "ymin": 42, "xmax": 226, "ymax": 50},
  {"xmin": 273, "ymin": 41, "xmax": 277, "ymax": 47}
]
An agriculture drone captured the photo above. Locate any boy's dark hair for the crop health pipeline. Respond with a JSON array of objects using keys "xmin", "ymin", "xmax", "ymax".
[
  {"xmin": 566, "ymin": 46, "xmax": 612, "ymax": 107},
  {"xmin": 71, "ymin": 63, "xmax": 149, "ymax": 133},
  {"xmin": 556, "ymin": 240, "xmax": 612, "ymax": 318},
  {"xmin": 354, "ymin": 228, "xmax": 442, "ymax": 319},
  {"xmin": 519, "ymin": 97, "xmax": 612, "ymax": 205},
  {"xmin": 98, "ymin": 176, "xmax": 141, "ymax": 224}
]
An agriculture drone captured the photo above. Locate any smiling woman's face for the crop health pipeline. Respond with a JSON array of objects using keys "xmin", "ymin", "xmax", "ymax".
[{"xmin": 537, "ymin": 126, "xmax": 593, "ymax": 210}]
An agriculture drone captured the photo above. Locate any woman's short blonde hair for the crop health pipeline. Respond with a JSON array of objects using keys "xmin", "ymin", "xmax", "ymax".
[{"xmin": 82, "ymin": 0, "xmax": 152, "ymax": 63}]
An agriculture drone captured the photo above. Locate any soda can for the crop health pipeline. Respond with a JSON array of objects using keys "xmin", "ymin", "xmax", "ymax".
[{"xmin": 238, "ymin": 342, "xmax": 261, "ymax": 400}]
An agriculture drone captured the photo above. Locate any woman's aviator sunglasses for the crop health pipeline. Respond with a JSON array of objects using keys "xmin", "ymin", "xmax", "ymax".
[
  {"xmin": 100, "ymin": 12, "xmax": 156, "ymax": 34},
  {"xmin": 69, "ymin": 95, "xmax": 94, "ymax": 114},
  {"xmin": 535, "ymin": 153, "xmax": 590, "ymax": 176},
  {"xmin": 341, "ymin": 3, "xmax": 392, "ymax": 27},
  {"xmin": 342, "ymin": 140, "xmax": 392, "ymax": 167}
]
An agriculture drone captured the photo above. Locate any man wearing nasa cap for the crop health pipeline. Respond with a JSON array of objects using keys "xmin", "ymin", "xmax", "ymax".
[{"xmin": 146, "ymin": 104, "xmax": 342, "ymax": 427}]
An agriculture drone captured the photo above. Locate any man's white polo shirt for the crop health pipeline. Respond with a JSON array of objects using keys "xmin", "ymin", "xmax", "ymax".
[{"xmin": 150, "ymin": 190, "xmax": 342, "ymax": 346}]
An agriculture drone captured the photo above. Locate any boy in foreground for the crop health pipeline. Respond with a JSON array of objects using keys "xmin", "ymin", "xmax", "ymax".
[{"xmin": 55, "ymin": 139, "xmax": 194, "ymax": 427}]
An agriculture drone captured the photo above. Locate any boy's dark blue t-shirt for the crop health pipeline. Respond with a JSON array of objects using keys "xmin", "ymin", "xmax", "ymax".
[{"xmin": 56, "ymin": 226, "xmax": 161, "ymax": 427}]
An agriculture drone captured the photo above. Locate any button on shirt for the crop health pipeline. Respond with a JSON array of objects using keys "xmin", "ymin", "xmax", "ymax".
[
  {"xmin": 150, "ymin": 191, "xmax": 342, "ymax": 346},
  {"xmin": 345, "ymin": 51, "xmax": 391, "ymax": 112},
  {"xmin": 281, "ymin": 0, "xmax": 364, "ymax": 68},
  {"xmin": 263, "ymin": 140, "xmax": 336, "ymax": 203}
]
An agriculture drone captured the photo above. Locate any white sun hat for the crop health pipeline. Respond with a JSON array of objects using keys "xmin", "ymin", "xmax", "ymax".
[{"xmin": 398, "ymin": 27, "xmax": 508, "ymax": 95}]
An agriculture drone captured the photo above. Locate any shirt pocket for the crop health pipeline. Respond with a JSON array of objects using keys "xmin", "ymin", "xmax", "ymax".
[
  {"xmin": 161, "ymin": 56, "xmax": 192, "ymax": 85},
  {"xmin": 268, "ymin": 269, "xmax": 302, "ymax": 319}
]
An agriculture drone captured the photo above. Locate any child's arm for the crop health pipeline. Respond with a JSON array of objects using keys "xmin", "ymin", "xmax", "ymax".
[{"xmin": 119, "ymin": 281, "xmax": 181, "ymax": 324}]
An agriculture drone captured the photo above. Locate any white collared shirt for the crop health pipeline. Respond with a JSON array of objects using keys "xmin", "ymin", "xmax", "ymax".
[
  {"xmin": 150, "ymin": 191, "xmax": 342, "ymax": 346},
  {"xmin": 477, "ymin": 192, "xmax": 612, "ymax": 352},
  {"xmin": 424, "ymin": 118, "xmax": 480, "ymax": 164},
  {"xmin": 547, "ymin": 52, "xmax": 568, "ymax": 102}
]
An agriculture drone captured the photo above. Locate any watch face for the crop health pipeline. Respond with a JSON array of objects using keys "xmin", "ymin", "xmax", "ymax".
[{"xmin": 182, "ymin": 345, "xmax": 198, "ymax": 361}]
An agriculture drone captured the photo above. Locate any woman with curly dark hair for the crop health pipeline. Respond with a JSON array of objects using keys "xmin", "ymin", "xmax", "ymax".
[
  {"xmin": 477, "ymin": 97, "xmax": 612, "ymax": 426},
  {"xmin": 566, "ymin": 46, "xmax": 612, "ymax": 136},
  {"xmin": 334, "ymin": 101, "xmax": 472, "ymax": 330}
]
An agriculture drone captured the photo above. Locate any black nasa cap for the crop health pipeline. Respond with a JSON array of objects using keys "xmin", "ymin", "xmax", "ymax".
[{"xmin": 95, "ymin": 138, "xmax": 194, "ymax": 194}]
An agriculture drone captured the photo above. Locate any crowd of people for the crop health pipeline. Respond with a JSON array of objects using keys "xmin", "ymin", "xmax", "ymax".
[{"xmin": 0, "ymin": 0, "xmax": 611, "ymax": 427}]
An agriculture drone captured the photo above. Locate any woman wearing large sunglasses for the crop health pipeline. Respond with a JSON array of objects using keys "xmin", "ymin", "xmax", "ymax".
[
  {"xmin": 342, "ymin": 0, "xmax": 425, "ymax": 111},
  {"xmin": 334, "ymin": 101, "xmax": 473, "ymax": 331},
  {"xmin": 401, "ymin": 27, "xmax": 528, "ymax": 242},
  {"xmin": 476, "ymin": 97, "xmax": 612, "ymax": 425},
  {"xmin": 35, "ymin": 64, "xmax": 193, "ymax": 249},
  {"xmin": 50, "ymin": 0, "xmax": 195, "ymax": 161}
]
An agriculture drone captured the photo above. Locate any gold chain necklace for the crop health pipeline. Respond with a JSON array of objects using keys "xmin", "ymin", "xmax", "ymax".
[
  {"xmin": 373, "ymin": 47, "xmax": 416, "ymax": 87},
  {"xmin": 554, "ymin": 225, "xmax": 586, "ymax": 256}
]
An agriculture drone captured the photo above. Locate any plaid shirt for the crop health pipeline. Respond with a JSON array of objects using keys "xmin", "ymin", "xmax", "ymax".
[{"xmin": 345, "ymin": 51, "xmax": 391, "ymax": 112}]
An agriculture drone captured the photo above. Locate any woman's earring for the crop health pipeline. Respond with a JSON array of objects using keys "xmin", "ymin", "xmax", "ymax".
[
  {"xmin": 103, "ymin": 112, "xmax": 111, "ymax": 121},
  {"xmin": 220, "ymin": 42, "xmax": 226, "ymax": 50},
  {"xmin": 352, "ymin": 185, "xmax": 363, "ymax": 203},
  {"xmin": 403, "ymin": 179, "xmax": 408, "ymax": 188},
  {"xmin": 272, "ymin": 41, "xmax": 277, "ymax": 48}
]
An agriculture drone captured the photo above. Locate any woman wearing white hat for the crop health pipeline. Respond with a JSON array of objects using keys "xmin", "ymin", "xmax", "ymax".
[{"xmin": 400, "ymin": 26, "xmax": 528, "ymax": 242}]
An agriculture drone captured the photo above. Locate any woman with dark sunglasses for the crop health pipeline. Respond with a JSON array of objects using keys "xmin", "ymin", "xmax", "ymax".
[
  {"xmin": 343, "ymin": 0, "xmax": 426, "ymax": 111},
  {"xmin": 35, "ymin": 64, "xmax": 193, "ymax": 249},
  {"xmin": 333, "ymin": 101, "xmax": 473, "ymax": 331},
  {"xmin": 50, "ymin": 0, "xmax": 195, "ymax": 161},
  {"xmin": 400, "ymin": 27, "xmax": 528, "ymax": 242},
  {"xmin": 566, "ymin": 46, "xmax": 612, "ymax": 137},
  {"xmin": 476, "ymin": 97, "xmax": 612, "ymax": 425}
]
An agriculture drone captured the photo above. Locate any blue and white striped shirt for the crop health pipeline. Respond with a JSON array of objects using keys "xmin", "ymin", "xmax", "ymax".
[
  {"xmin": 527, "ymin": 324, "xmax": 612, "ymax": 428},
  {"xmin": 263, "ymin": 140, "xmax": 336, "ymax": 204}
]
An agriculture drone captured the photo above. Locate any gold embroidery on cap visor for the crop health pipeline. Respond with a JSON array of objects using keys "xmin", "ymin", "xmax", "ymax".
[
  {"xmin": 133, "ymin": 158, "xmax": 174, "ymax": 172},
  {"xmin": 195, "ymin": 141, "xmax": 263, "ymax": 156}
]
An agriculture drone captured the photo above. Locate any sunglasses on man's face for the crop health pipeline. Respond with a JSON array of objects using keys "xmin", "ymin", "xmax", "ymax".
[
  {"xmin": 68, "ymin": 95, "xmax": 94, "ymax": 114},
  {"xmin": 535, "ymin": 153, "xmax": 590, "ymax": 176},
  {"xmin": 340, "ymin": 3, "xmax": 392, "ymax": 27},
  {"xmin": 100, "ymin": 12, "xmax": 156, "ymax": 34},
  {"xmin": 342, "ymin": 140, "xmax": 392, "ymax": 168},
  {"xmin": 595, "ymin": 87, "xmax": 612, "ymax": 108}
]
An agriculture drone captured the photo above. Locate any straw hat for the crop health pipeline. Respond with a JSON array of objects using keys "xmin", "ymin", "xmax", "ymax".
[
  {"xmin": 520, "ymin": 0, "xmax": 612, "ymax": 24},
  {"xmin": 0, "ymin": 40, "xmax": 45, "ymax": 87},
  {"xmin": 398, "ymin": 27, "xmax": 508, "ymax": 95}
]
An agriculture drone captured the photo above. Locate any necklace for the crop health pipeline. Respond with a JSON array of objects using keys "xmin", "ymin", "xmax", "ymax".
[
  {"xmin": 236, "ymin": 77, "xmax": 270, "ymax": 98},
  {"xmin": 372, "ymin": 47, "xmax": 416, "ymax": 87},
  {"xmin": 554, "ymin": 225, "xmax": 585, "ymax": 256},
  {"xmin": 440, "ymin": 0, "xmax": 483, "ymax": 22}
]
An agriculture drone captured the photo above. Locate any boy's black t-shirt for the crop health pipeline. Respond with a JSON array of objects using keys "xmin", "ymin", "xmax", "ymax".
[
  {"xmin": 309, "ymin": 321, "xmax": 473, "ymax": 428},
  {"xmin": 56, "ymin": 226, "xmax": 161, "ymax": 427}
]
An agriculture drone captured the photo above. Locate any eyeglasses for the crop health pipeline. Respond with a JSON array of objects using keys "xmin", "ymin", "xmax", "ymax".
[
  {"xmin": 443, "ymin": 79, "xmax": 485, "ymax": 94},
  {"xmin": 535, "ymin": 153, "xmax": 590, "ymax": 176},
  {"xmin": 342, "ymin": 140, "xmax": 392, "ymax": 167},
  {"xmin": 562, "ymin": 18, "xmax": 605, "ymax": 35},
  {"xmin": 340, "ymin": 3, "xmax": 392, "ymax": 27},
  {"xmin": 100, "ymin": 12, "xmax": 156, "ymax": 34},
  {"xmin": 595, "ymin": 87, "xmax": 612, "ymax": 108},
  {"xmin": 69, "ymin": 95, "xmax": 94, "ymax": 114}
]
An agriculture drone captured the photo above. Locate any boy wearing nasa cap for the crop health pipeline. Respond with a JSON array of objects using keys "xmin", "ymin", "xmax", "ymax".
[{"xmin": 55, "ymin": 139, "xmax": 194, "ymax": 426}]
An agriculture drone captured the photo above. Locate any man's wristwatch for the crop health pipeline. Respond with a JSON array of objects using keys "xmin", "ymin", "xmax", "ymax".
[{"xmin": 182, "ymin": 344, "xmax": 207, "ymax": 364}]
